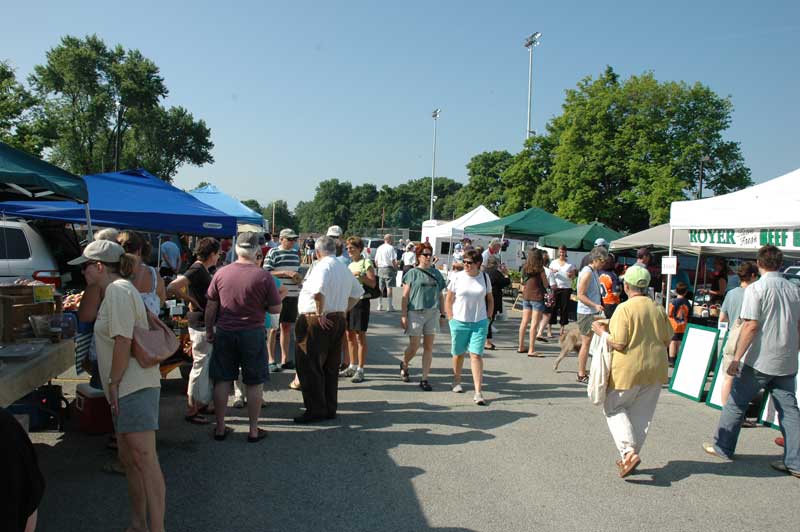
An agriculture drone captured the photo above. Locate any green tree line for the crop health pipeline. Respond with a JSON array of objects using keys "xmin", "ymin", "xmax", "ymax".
[
  {"xmin": 1, "ymin": 35, "xmax": 213, "ymax": 180},
  {"xmin": 256, "ymin": 66, "xmax": 751, "ymax": 236}
]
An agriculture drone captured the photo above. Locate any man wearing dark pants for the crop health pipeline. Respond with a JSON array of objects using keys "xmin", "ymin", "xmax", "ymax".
[
  {"xmin": 703, "ymin": 245, "xmax": 800, "ymax": 477},
  {"xmin": 264, "ymin": 228, "xmax": 304, "ymax": 372},
  {"xmin": 294, "ymin": 236, "xmax": 363, "ymax": 423},
  {"xmin": 205, "ymin": 232, "xmax": 282, "ymax": 442}
]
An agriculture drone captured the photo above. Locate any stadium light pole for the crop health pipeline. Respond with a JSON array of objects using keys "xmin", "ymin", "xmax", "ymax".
[
  {"xmin": 524, "ymin": 32, "xmax": 542, "ymax": 141},
  {"xmin": 430, "ymin": 108, "xmax": 441, "ymax": 221}
]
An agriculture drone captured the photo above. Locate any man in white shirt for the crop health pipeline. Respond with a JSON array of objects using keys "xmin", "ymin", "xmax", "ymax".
[
  {"xmin": 159, "ymin": 236, "xmax": 182, "ymax": 277},
  {"xmin": 481, "ymin": 239, "xmax": 502, "ymax": 268},
  {"xmin": 294, "ymin": 236, "xmax": 363, "ymax": 424},
  {"xmin": 375, "ymin": 234, "xmax": 398, "ymax": 311}
]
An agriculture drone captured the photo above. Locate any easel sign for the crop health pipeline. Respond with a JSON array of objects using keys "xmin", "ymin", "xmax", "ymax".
[
  {"xmin": 669, "ymin": 324, "xmax": 720, "ymax": 402},
  {"xmin": 758, "ymin": 370, "xmax": 800, "ymax": 430},
  {"xmin": 705, "ymin": 330, "xmax": 730, "ymax": 410}
]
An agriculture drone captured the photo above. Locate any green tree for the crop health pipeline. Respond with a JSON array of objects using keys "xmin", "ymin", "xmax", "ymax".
[
  {"xmin": 262, "ymin": 200, "xmax": 296, "ymax": 233},
  {"xmin": 241, "ymin": 199, "xmax": 262, "ymax": 212},
  {"xmin": 502, "ymin": 66, "xmax": 751, "ymax": 231},
  {"xmin": 294, "ymin": 179, "xmax": 353, "ymax": 233},
  {"xmin": 28, "ymin": 34, "xmax": 212, "ymax": 180},
  {"xmin": 0, "ymin": 61, "xmax": 42, "ymax": 153},
  {"xmin": 453, "ymin": 151, "xmax": 513, "ymax": 214}
]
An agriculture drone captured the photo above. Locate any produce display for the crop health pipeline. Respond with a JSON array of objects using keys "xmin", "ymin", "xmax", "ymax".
[{"xmin": 63, "ymin": 292, "xmax": 83, "ymax": 311}]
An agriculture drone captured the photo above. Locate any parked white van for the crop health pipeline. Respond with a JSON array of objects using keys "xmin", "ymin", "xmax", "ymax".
[{"xmin": 0, "ymin": 220, "xmax": 61, "ymax": 287}]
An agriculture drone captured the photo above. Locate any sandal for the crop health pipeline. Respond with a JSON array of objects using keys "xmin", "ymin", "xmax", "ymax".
[
  {"xmin": 618, "ymin": 453, "xmax": 641, "ymax": 478},
  {"xmin": 577, "ymin": 374, "xmax": 589, "ymax": 384},
  {"xmin": 517, "ymin": 348, "xmax": 527, "ymax": 353},
  {"xmin": 536, "ymin": 336, "xmax": 549, "ymax": 343},
  {"xmin": 400, "ymin": 362, "xmax": 410, "ymax": 382},
  {"xmin": 527, "ymin": 352, "xmax": 544, "ymax": 358},
  {"xmin": 184, "ymin": 413, "xmax": 210, "ymax": 425},
  {"xmin": 213, "ymin": 426, "xmax": 234, "ymax": 441},
  {"xmin": 289, "ymin": 380, "xmax": 302, "ymax": 391},
  {"xmin": 484, "ymin": 343, "xmax": 496, "ymax": 350},
  {"xmin": 247, "ymin": 428, "xmax": 268, "ymax": 443}
]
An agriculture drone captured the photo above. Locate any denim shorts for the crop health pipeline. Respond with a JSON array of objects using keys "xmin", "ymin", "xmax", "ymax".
[
  {"xmin": 522, "ymin": 300, "xmax": 546, "ymax": 312},
  {"xmin": 113, "ymin": 387, "xmax": 160, "ymax": 434},
  {"xmin": 210, "ymin": 327, "xmax": 268, "ymax": 385},
  {"xmin": 449, "ymin": 318, "xmax": 489, "ymax": 356}
]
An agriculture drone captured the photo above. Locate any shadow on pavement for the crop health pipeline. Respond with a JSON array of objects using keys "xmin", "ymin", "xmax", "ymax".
[{"xmin": 625, "ymin": 455, "xmax": 785, "ymax": 487}]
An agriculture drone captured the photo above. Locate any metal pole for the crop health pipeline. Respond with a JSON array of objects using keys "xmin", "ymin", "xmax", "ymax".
[
  {"xmin": 526, "ymin": 44, "xmax": 533, "ymax": 140},
  {"xmin": 83, "ymin": 204, "xmax": 94, "ymax": 240},
  {"xmin": 272, "ymin": 201, "xmax": 276, "ymax": 233},
  {"xmin": 430, "ymin": 111, "xmax": 439, "ymax": 221},
  {"xmin": 665, "ymin": 227, "xmax": 674, "ymax": 311}
]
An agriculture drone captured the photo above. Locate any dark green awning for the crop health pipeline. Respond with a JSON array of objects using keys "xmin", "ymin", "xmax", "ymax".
[
  {"xmin": 464, "ymin": 206, "xmax": 576, "ymax": 239},
  {"xmin": 538, "ymin": 221, "xmax": 624, "ymax": 251},
  {"xmin": 0, "ymin": 142, "xmax": 88, "ymax": 203}
]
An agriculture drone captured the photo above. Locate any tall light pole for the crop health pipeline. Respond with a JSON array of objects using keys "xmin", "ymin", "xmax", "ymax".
[
  {"xmin": 430, "ymin": 108, "xmax": 441, "ymax": 221},
  {"xmin": 698, "ymin": 155, "xmax": 711, "ymax": 199},
  {"xmin": 524, "ymin": 32, "xmax": 542, "ymax": 141}
]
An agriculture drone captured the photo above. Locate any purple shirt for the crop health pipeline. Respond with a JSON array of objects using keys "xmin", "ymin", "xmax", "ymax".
[{"xmin": 206, "ymin": 262, "xmax": 281, "ymax": 331}]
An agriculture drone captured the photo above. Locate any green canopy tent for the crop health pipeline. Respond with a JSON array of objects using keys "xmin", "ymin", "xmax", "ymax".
[
  {"xmin": 538, "ymin": 221, "xmax": 624, "ymax": 251},
  {"xmin": 0, "ymin": 142, "xmax": 88, "ymax": 203},
  {"xmin": 463, "ymin": 206, "xmax": 576, "ymax": 240}
]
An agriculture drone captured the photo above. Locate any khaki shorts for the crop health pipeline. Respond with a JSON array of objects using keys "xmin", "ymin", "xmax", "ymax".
[
  {"xmin": 577, "ymin": 313, "xmax": 596, "ymax": 336},
  {"xmin": 720, "ymin": 353, "xmax": 735, "ymax": 375},
  {"xmin": 406, "ymin": 308, "xmax": 440, "ymax": 337}
]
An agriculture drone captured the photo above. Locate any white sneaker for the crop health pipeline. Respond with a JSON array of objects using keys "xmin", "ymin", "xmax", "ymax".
[
  {"xmin": 387, "ymin": 305, "xmax": 396, "ymax": 312},
  {"xmin": 351, "ymin": 369, "xmax": 365, "ymax": 383},
  {"xmin": 232, "ymin": 398, "xmax": 245, "ymax": 409},
  {"xmin": 377, "ymin": 302, "xmax": 384, "ymax": 311},
  {"xmin": 473, "ymin": 392, "xmax": 486, "ymax": 405},
  {"xmin": 452, "ymin": 383, "xmax": 464, "ymax": 393},
  {"xmin": 339, "ymin": 366, "xmax": 356, "ymax": 378}
]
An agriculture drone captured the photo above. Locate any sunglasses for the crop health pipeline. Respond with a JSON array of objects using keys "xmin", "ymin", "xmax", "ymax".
[
  {"xmin": 420, "ymin": 253, "xmax": 433, "ymax": 257},
  {"xmin": 463, "ymin": 260, "xmax": 475, "ymax": 265}
]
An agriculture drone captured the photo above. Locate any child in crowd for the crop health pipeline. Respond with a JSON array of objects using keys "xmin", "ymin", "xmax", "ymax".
[{"xmin": 668, "ymin": 282, "xmax": 691, "ymax": 367}]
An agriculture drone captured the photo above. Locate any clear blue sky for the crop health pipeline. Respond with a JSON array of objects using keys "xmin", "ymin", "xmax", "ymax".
[{"xmin": 3, "ymin": 1, "xmax": 798, "ymax": 210}]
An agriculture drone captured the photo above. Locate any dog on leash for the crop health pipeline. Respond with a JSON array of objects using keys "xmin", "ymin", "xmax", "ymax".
[{"xmin": 553, "ymin": 322, "xmax": 582, "ymax": 371}]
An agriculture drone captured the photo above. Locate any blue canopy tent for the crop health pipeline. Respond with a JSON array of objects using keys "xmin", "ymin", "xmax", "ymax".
[
  {"xmin": 189, "ymin": 184, "xmax": 264, "ymax": 227},
  {"xmin": 0, "ymin": 169, "xmax": 237, "ymax": 237}
]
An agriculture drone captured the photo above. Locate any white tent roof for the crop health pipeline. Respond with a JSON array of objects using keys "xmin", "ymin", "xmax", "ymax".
[
  {"xmin": 670, "ymin": 167, "xmax": 800, "ymax": 230},
  {"xmin": 425, "ymin": 205, "xmax": 499, "ymax": 239}
]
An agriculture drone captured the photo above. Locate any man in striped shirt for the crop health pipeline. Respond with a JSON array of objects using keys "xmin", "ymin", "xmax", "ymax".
[{"xmin": 265, "ymin": 228, "xmax": 304, "ymax": 371}]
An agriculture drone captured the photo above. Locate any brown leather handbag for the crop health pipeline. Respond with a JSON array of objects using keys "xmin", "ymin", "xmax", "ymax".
[{"xmin": 132, "ymin": 310, "xmax": 179, "ymax": 368}]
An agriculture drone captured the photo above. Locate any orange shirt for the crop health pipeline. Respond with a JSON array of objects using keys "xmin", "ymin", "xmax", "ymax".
[
  {"xmin": 599, "ymin": 272, "xmax": 620, "ymax": 305},
  {"xmin": 668, "ymin": 297, "xmax": 691, "ymax": 333}
]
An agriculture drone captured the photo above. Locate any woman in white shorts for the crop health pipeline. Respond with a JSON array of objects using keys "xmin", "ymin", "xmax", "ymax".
[{"xmin": 400, "ymin": 242, "xmax": 447, "ymax": 391}]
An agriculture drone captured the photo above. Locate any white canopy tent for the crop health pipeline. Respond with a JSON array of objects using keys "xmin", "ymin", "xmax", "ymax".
[
  {"xmin": 664, "ymin": 167, "xmax": 800, "ymax": 309},
  {"xmin": 420, "ymin": 206, "xmax": 526, "ymax": 270},
  {"xmin": 421, "ymin": 205, "xmax": 498, "ymax": 258}
]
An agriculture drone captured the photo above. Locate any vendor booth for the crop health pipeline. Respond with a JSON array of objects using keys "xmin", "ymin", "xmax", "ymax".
[
  {"xmin": 1, "ymin": 169, "xmax": 237, "ymax": 237},
  {"xmin": 666, "ymin": 167, "xmax": 800, "ymax": 415},
  {"xmin": 0, "ymin": 143, "xmax": 86, "ymax": 416},
  {"xmin": 421, "ymin": 205, "xmax": 501, "ymax": 262}
]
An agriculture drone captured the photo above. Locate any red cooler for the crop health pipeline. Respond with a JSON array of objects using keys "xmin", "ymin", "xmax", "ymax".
[{"xmin": 74, "ymin": 383, "xmax": 113, "ymax": 434}]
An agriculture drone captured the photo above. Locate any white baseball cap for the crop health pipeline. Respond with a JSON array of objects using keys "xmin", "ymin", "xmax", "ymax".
[
  {"xmin": 594, "ymin": 238, "xmax": 609, "ymax": 247},
  {"xmin": 326, "ymin": 225, "xmax": 343, "ymax": 237}
]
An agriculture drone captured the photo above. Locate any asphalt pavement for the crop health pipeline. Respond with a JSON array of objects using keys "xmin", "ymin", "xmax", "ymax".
[{"xmin": 29, "ymin": 296, "xmax": 797, "ymax": 532}]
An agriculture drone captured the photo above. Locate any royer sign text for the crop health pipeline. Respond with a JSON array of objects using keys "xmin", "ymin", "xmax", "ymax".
[{"xmin": 688, "ymin": 228, "xmax": 800, "ymax": 250}]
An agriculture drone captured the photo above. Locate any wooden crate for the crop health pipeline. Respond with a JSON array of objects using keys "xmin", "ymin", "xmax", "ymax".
[{"xmin": 0, "ymin": 288, "xmax": 63, "ymax": 343}]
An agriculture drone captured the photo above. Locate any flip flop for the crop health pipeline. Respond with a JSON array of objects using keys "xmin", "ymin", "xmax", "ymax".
[
  {"xmin": 247, "ymin": 428, "xmax": 268, "ymax": 443},
  {"xmin": 213, "ymin": 426, "xmax": 234, "ymax": 441},
  {"xmin": 184, "ymin": 413, "xmax": 210, "ymax": 425},
  {"xmin": 536, "ymin": 336, "xmax": 549, "ymax": 343},
  {"xmin": 289, "ymin": 380, "xmax": 302, "ymax": 391},
  {"xmin": 527, "ymin": 352, "xmax": 544, "ymax": 358},
  {"xmin": 517, "ymin": 348, "xmax": 527, "ymax": 353},
  {"xmin": 484, "ymin": 343, "xmax": 496, "ymax": 350}
]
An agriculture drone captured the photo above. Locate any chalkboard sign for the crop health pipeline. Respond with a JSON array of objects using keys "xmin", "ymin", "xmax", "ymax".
[
  {"xmin": 705, "ymin": 331, "xmax": 730, "ymax": 410},
  {"xmin": 669, "ymin": 324, "xmax": 720, "ymax": 402}
]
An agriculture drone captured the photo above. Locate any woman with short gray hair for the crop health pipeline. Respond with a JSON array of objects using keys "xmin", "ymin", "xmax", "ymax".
[{"xmin": 575, "ymin": 246, "xmax": 608, "ymax": 383}]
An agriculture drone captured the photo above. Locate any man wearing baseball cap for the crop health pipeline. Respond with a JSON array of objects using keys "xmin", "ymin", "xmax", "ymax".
[
  {"xmin": 263, "ymin": 229, "xmax": 304, "ymax": 373},
  {"xmin": 206, "ymin": 232, "xmax": 282, "ymax": 442},
  {"xmin": 580, "ymin": 238, "xmax": 610, "ymax": 269}
]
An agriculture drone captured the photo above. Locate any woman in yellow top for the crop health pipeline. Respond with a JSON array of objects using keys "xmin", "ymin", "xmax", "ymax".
[{"xmin": 592, "ymin": 265, "xmax": 673, "ymax": 478}]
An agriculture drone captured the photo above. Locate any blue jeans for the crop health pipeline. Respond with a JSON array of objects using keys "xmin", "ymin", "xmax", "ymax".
[{"xmin": 714, "ymin": 365, "xmax": 800, "ymax": 471}]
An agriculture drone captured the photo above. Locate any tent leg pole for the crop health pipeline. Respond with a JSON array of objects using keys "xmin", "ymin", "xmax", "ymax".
[
  {"xmin": 157, "ymin": 234, "xmax": 162, "ymax": 269},
  {"xmin": 694, "ymin": 250, "xmax": 702, "ymax": 297},
  {"xmin": 84, "ymin": 204, "xmax": 93, "ymax": 241},
  {"xmin": 665, "ymin": 228, "xmax": 674, "ymax": 311}
]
